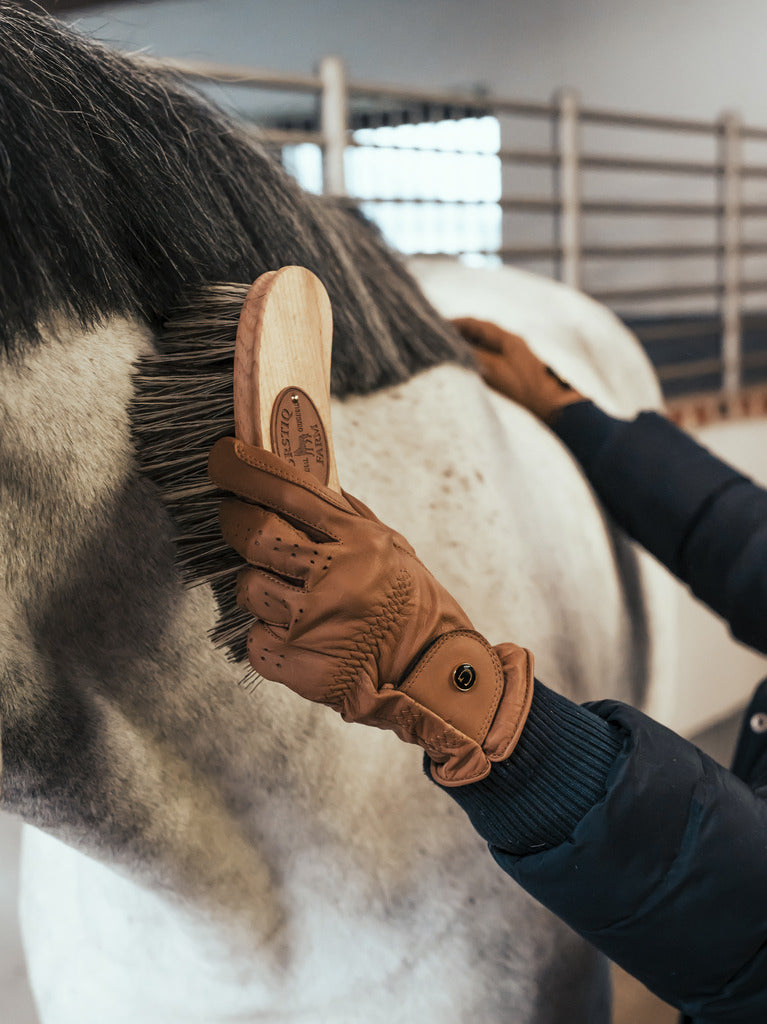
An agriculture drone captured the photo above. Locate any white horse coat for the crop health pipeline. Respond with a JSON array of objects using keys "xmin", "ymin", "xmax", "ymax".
[{"xmin": 3, "ymin": 257, "xmax": 673, "ymax": 1023}]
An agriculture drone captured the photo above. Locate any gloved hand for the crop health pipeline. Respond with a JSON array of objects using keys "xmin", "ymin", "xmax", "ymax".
[
  {"xmin": 453, "ymin": 317, "xmax": 586, "ymax": 424},
  {"xmin": 208, "ymin": 436, "xmax": 534, "ymax": 786}
]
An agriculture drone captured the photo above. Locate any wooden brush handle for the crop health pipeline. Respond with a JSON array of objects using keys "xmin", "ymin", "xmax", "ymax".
[{"xmin": 233, "ymin": 267, "xmax": 340, "ymax": 492}]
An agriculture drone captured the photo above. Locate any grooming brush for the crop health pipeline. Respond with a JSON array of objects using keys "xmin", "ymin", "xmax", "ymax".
[{"xmin": 131, "ymin": 266, "xmax": 341, "ymax": 687}]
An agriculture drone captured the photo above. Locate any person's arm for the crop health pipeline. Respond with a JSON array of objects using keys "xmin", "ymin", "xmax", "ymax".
[
  {"xmin": 208, "ymin": 436, "xmax": 767, "ymax": 1021},
  {"xmin": 444, "ymin": 679, "xmax": 767, "ymax": 1021},
  {"xmin": 553, "ymin": 401, "xmax": 767, "ymax": 655},
  {"xmin": 454, "ymin": 317, "xmax": 767, "ymax": 655}
]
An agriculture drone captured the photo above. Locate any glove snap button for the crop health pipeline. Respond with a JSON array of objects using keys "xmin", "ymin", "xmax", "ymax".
[{"xmin": 452, "ymin": 664, "xmax": 476, "ymax": 692}]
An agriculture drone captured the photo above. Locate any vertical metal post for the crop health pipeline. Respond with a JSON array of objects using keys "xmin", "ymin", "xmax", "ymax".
[
  {"xmin": 319, "ymin": 56, "xmax": 348, "ymax": 196},
  {"xmin": 556, "ymin": 89, "xmax": 582, "ymax": 291},
  {"xmin": 719, "ymin": 111, "xmax": 742, "ymax": 397}
]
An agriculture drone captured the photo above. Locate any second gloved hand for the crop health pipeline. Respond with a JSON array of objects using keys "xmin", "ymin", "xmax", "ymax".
[
  {"xmin": 453, "ymin": 317, "xmax": 585, "ymax": 424},
  {"xmin": 208, "ymin": 437, "xmax": 534, "ymax": 786}
]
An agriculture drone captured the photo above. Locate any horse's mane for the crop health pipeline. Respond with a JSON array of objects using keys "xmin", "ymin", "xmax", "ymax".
[{"xmin": 0, "ymin": 4, "xmax": 471, "ymax": 395}]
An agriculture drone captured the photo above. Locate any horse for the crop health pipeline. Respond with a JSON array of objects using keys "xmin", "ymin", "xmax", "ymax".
[{"xmin": 0, "ymin": 6, "xmax": 673, "ymax": 1022}]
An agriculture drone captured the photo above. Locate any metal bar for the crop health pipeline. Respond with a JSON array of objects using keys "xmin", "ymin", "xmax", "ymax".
[
  {"xmin": 497, "ymin": 245, "xmax": 561, "ymax": 260},
  {"xmin": 583, "ymin": 243, "xmax": 721, "ymax": 258},
  {"xmin": 320, "ymin": 56, "xmax": 348, "ymax": 196},
  {"xmin": 506, "ymin": 198, "xmax": 723, "ymax": 215},
  {"xmin": 349, "ymin": 138, "xmax": 499, "ymax": 156},
  {"xmin": 422, "ymin": 152, "xmax": 767, "ymax": 183},
  {"xmin": 628, "ymin": 319, "xmax": 724, "ymax": 342},
  {"xmin": 501, "ymin": 196, "xmax": 561, "ymax": 211},
  {"xmin": 579, "ymin": 105, "xmax": 717, "ymax": 135},
  {"xmin": 138, "ymin": 56, "xmax": 322, "ymax": 92},
  {"xmin": 345, "ymin": 79, "xmax": 554, "ymax": 118},
  {"xmin": 741, "ymin": 164, "xmax": 767, "ymax": 179},
  {"xmin": 581, "ymin": 199, "xmax": 721, "ymax": 215},
  {"xmin": 580, "ymin": 153, "xmax": 719, "ymax": 175},
  {"xmin": 257, "ymin": 129, "xmax": 324, "ymax": 146},
  {"xmin": 742, "ymin": 350, "xmax": 767, "ymax": 368},
  {"xmin": 584, "ymin": 242, "xmax": 767, "ymax": 258},
  {"xmin": 382, "ymin": 244, "xmax": 739, "ymax": 262},
  {"xmin": 719, "ymin": 112, "xmax": 743, "ymax": 397},
  {"xmin": 500, "ymin": 148, "xmax": 559, "ymax": 166},
  {"xmin": 354, "ymin": 197, "xmax": 502, "ymax": 206},
  {"xmin": 657, "ymin": 357, "xmax": 723, "ymax": 382},
  {"xmin": 502, "ymin": 151, "xmax": 745, "ymax": 177},
  {"xmin": 591, "ymin": 282, "xmax": 723, "ymax": 302},
  {"xmin": 407, "ymin": 246, "xmax": 558, "ymax": 260},
  {"xmin": 740, "ymin": 124, "xmax": 767, "ymax": 141},
  {"xmin": 556, "ymin": 90, "xmax": 582, "ymax": 290}
]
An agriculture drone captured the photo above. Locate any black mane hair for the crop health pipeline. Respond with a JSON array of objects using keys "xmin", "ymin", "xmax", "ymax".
[{"xmin": 0, "ymin": 3, "xmax": 471, "ymax": 395}]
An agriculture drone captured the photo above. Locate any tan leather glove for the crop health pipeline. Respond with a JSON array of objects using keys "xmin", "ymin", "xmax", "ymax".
[
  {"xmin": 453, "ymin": 317, "xmax": 585, "ymax": 424},
  {"xmin": 208, "ymin": 437, "xmax": 534, "ymax": 786}
]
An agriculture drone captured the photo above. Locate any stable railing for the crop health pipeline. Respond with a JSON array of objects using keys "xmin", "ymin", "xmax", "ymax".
[{"xmin": 147, "ymin": 55, "xmax": 767, "ymax": 416}]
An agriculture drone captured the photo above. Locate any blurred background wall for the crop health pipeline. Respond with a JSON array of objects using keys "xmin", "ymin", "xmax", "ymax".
[{"xmin": 64, "ymin": 0, "xmax": 767, "ymax": 124}]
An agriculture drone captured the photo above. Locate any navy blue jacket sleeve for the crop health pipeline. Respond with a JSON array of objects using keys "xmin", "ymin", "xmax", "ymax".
[
  {"xmin": 492, "ymin": 701, "xmax": 767, "ymax": 1022},
  {"xmin": 440, "ymin": 402, "xmax": 767, "ymax": 1021},
  {"xmin": 553, "ymin": 402, "xmax": 767, "ymax": 654}
]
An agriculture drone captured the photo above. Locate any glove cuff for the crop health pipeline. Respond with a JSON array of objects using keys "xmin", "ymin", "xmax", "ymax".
[
  {"xmin": 398, "ymin": 632, "xmax": 534, "ymax": 787},
  {"xmin": 484, "ymin": 641, "xmax": 536, "ymax": 763}
]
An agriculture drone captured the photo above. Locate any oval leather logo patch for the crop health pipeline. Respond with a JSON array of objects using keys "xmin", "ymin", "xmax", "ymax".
[{"xmin": 269, "ymin": 387, "xmax": 330, "ymax": 486}]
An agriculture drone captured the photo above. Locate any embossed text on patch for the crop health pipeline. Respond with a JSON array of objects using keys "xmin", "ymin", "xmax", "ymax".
[{"xmin": 269, "ymin": 386, "xmax": 329, "ymax": 486}]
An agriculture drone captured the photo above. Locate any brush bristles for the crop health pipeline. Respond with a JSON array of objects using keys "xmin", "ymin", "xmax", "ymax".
[
  {"xmin": 237, "ymin": 667, "xmax": 267, "ymax": 695},
  {"xmin": 130, "ymin": 282, "xmax": 263, "ymax": 668}
]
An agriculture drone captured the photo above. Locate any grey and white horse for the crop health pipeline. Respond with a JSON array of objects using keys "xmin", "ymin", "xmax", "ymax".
[{"xmin": 0, "ymin": 7, "xmax": 673, "ymax": 1022}]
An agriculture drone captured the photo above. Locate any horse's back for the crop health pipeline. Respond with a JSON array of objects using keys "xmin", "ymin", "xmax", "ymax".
[{"xmin": 409, "ymin": 259, "xmax": 676, "ymax": 707}]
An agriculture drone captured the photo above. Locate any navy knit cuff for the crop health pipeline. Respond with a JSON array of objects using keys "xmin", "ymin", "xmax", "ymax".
[{"xmin": 434, "ymin": 680, "xmax": 624, "ymax": 856}]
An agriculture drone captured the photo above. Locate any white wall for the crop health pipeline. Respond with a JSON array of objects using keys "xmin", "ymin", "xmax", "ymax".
[{"xmin": 70, "ymin": 0, "xmax": 767, "ymax": 125}]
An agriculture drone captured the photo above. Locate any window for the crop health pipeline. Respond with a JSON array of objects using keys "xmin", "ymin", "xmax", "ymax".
[{"xmin": 282, "ymin": 116, "xmax": 502, "ymax": 266}]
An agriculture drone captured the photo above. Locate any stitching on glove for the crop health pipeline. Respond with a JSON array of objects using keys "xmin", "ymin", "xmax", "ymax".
[
  {"xmin": 243, "ymin": 566, "xmax": 306, "ymax": 594},
  {"xmin": 392, "ymin": 702, "xmax": 462, "ymax": 758},
  {"xmin": 326, "ymin": 570, "xmax": 412, "ymax": 713},
  {"xmin": 233, "ymin": 440, "xmax": 352, "ymax": 514},
  {"xmin": 241, "ymin": 497, "xmax": 343, "ymax": 546}
]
